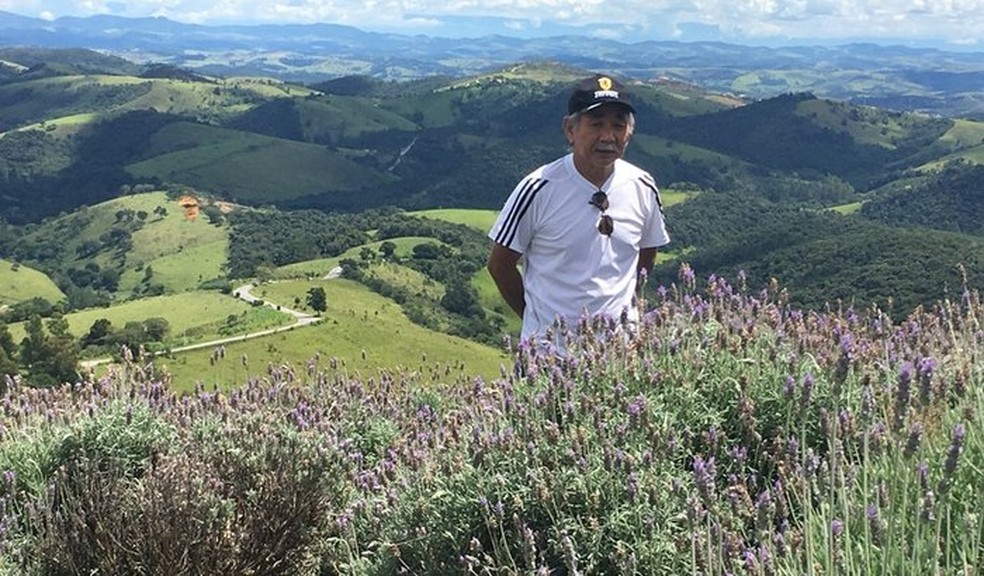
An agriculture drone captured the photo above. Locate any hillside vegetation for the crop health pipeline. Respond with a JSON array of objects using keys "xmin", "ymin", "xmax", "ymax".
[
  {"xmin": 0, "ymin": 259, "xmax": 65, "ymax": 306},
  {"xmin": 1, "ymin": 50, "xmax": 984, "ymax": 389},
  {"xmin": 0, "ymin": 275, "xmax": 979, "ymax": 574}
]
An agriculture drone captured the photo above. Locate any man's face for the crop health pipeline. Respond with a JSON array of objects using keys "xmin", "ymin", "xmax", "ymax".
[{"xmin": 565, "ymin": 104, "xmax": 633, "ymax": 174}]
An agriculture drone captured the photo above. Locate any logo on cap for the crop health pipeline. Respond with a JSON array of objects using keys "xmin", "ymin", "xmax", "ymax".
[
  {"xmin": 594, "ymin": 75, "xmax": 620, "ymax": 100},
  {"xmin": 568, "ymin": 74, "xmax": 635, "ymax": 115}
]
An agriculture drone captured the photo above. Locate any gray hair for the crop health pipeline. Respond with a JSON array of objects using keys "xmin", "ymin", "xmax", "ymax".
[{"xmin": 563, "ymin": 108, "xmax": 636, "ymax": 136}]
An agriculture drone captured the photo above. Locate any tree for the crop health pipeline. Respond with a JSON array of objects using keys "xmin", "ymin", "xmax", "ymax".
[
  {"xmin": 441, "ymin": 282, "xmax": 484, "ymax": 318},
  {"xmin": 82, "ymin": 318, "xmax": 114, "ymax": 348},
  {"xmin": 201, "ymin": 204, "xmax": 224, "ymax": 225},
  {"xmin": 306, "ymin": 287, "xmax": 327, "ymax": 313},
  {"xmin": 143, "ymin": 317, "xmax": 170, "ymax": 342},
  {"xmin": 19, "ymin": 313, "xmax": 79, "ymax": 387},
  {"xmin": 379, "ymin": 241, "xmax": 397, "ymax": 260},
  {"xmin": 0, "ymin": 320, "xmax": 18, "ymax": 381}
]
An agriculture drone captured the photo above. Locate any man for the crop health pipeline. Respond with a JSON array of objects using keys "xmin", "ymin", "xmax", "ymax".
[{"xmin": 487, "ymin": 74, "xmax": 670, "ymax": 352}]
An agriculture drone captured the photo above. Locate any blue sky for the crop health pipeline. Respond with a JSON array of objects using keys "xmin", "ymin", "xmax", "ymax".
[{"xmin": 2, "ymin": 0, "xmax": 983, "ymax": 48}]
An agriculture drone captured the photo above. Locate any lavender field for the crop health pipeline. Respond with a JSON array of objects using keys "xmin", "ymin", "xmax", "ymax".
[{"xmin": 1, "ymin": 267, "xmax": 981, "ymax": 575}]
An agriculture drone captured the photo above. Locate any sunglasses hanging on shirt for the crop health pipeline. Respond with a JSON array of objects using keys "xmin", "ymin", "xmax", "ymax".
[{"xmin": 589, "ymin": 191, "xmax": 614, "ymax": 236}]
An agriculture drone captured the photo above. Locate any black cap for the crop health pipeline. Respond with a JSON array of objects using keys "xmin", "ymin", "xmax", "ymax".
[{"xmin": 567, "ymin": 74, "xmax": 635, "ymax": 115}]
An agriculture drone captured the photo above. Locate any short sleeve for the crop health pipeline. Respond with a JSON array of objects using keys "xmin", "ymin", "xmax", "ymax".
[
  {"xmin": 488, "ymin": 176, "xmax": 547, "ymax": 254},
  {"xmin": 639, "ymin": 173, "xmax": 670, "ymax": 248}
]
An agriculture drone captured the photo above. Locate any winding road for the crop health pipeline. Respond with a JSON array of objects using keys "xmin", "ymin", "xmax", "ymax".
[{"xmin": 80, "ymin": 275, "xmax": 335, "ymax": 369}]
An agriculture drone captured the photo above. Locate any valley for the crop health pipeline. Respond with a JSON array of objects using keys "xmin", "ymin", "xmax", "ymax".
[{"xmin": 0, "ymin": 49, "xmax": 982, "ymax": 389}]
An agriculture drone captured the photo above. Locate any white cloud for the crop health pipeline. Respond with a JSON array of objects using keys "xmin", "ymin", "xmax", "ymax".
[{"xmin": 2, "ymin": 0, "xmax": 983, "ymax": 45}]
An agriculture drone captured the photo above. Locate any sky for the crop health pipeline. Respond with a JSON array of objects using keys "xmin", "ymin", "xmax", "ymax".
[{"xmin": 1, "ymin": 0, "xmax": 984, "ymax": 48}]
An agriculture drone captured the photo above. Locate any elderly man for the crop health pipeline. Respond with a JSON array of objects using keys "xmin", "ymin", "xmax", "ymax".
[{"xmin": 487, "ymin": 74, "xmax": 670, "ymax": 352}]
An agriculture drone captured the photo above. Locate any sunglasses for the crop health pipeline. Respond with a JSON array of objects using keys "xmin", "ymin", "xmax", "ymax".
[{"xmin": 589, "ymin": 191, "xmax": 614, "ymax": 236}]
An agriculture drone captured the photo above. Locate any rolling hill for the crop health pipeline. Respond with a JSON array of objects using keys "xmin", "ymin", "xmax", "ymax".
[
  {"xmin": 0, "ymin": 258, "xmax": 65, "ymax": 307},
  {"xmin": 2, "ymin": 49, "xmax": 984, "ymax": 386}
]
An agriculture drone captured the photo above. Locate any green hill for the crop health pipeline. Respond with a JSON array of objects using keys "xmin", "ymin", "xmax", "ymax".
[
  {"xmin": 3, "ymin": 52, "xmax": 984, "ymax": 371},
  {"xmin": 160, "ymin": 277, "xmax": 509, "ymax": 391},
  {"xmin": 5, "ymin": 290, "xmax": 293, "ymax": 349},
  {"xmin": 0, "ymin": 258, "xmax": 65, "ymax": 307},
  {"xmin": 660, "ymin": 92, "xmax": 955, "ymax": 188},
  {"xmin": 860, "ymin": 161, "xmax": 984, "ymax": 235},
  {"xmin": 126, "ymin": 121, "xmax": 398, "ymax": 206},
  {"xmin": 6, "ymin": 56, "xmax": 984, "ymax": 226}
]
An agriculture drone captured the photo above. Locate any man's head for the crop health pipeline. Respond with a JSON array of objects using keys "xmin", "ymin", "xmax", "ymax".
[
  {"xmin": 567, "ymin": 74, "xmax": 635, "ymax": 116},
  {"xmin": 564, "ymin": 75, "xmax": 636, "ymax": 183}
]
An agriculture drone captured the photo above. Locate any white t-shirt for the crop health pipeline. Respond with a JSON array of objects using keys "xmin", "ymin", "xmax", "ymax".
[{"xmin": 489, "ymin": 153, "xmax": 670, "ymax": 348}]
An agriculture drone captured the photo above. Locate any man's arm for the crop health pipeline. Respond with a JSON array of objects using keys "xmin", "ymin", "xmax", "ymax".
[
  {"xmin": 638, "ymin": 246, "xmax": 658, "ymax": 277},
  {"xmin": 487, "ymin": 243, "xmax": 525, "ymax": 317}
]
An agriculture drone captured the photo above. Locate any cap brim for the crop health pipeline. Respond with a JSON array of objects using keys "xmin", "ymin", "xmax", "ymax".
[{"xmin": 581, "ymin": 100, "xmax": 635, "ymax": 114}]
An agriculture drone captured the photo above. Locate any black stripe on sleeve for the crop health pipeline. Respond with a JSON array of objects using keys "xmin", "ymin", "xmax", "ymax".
[
  {"xmin": 494, "ymin": 177, "xmax": 547, "ymax": 247},
  {"xmin": 639, "ymin": 174, "xmax": 664, "ymax": 213}
]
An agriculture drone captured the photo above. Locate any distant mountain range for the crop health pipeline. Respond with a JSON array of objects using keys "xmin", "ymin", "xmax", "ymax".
[{"xmin": 1, "ymin": 10, "xmax": 983, "ymax": 118}]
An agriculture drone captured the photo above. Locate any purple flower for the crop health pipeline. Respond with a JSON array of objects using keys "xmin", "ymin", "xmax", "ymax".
[
  {"xmin": 903, "ymin": 421, "xmax": 923, "ymax": 458},
  {"xmin": 917, "ymin": 461, "xmax": 930, "ymax": 490},
  {"xmin": 866, "ymin": 504, "xmax": 883, "ymax": 544},
  {"xmin": 693, "ymin": 455, "xmax": 717, "ymax": 502},
  {"xmin": 800, "ymin": 373, "xmax": 815, "ymax": 412},
  {"xmin": 831, "ymin": 518, "xmax": 844, "ymax": 538},
  {"xmin": 918, "ymin": 357, "xmax": 937, "ymax": 406},
  {"xmin": 897, "ymin": 362, "xmax": 914, "ymax": 404},
  {"xmin": 940, "ymin": 423, "xmax": 966, "ymax": 488},
  {"xmin": 783, "ymin": 375, "xmax": 796, "ymax": 398},
  {"xmin": 921, "ymin": 489, "xmax": 936, "ymax": 522}
]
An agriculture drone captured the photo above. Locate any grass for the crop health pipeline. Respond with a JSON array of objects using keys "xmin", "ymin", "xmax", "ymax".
[
  {"xmin": 156, "ymin": 278, "xmax": 510, "ymax": 392},
  {"xmin": 16, "ymin": 190, "xmax": 230, "ymax": 282},
  {"xmin": 295, "ymin": 96, "xmax": 419, "ymax": 140},
  {"xmin": 0, "ymin": 259, "xmax": 65, "ymax": 307},
  {"xmin": 118, "ymin": 239, "xmax": 229, "ymax": 294},
  {"xmin": 126, "ymin": 122, "xmax": 397, "ymax": 203},
  {"xmin": 2, "ymin": 274, "xmax": 980, "ymax": 574},
  {"xmin": 920, "ymin": 119, "xmax": 984, "ymax": 167},
  {"xmin": 410, "ymin": 209, "xmax": 499, "ymax": 232},
  {"xmin": 829, "ymin": 201, "xmax": 864, "ymax": 215},
  {"xmin": 632, "ymin": 133, "xmax": 742, "ymax": 168},
  {"xmin": 1, "ymin": 74, "xmax": 317, "ymax": 137},
  {"xmin": 6, "ymin": 291, "xmax": 293, "ymax": 348},
  {"xmin": 273, "ymin": 237, "xmax": 439, "ymax": 280}
]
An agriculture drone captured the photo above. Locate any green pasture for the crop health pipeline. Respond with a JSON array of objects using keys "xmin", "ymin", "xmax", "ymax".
[
  {"xmin": 378, "ymin": 89, "xmax": 463, "ymax": 129},
  {"xmin": 127, "ymin": 122, "xmax": 395, "ymax": 203},
  {"xmin": 921, "ymin": 119, "xmax": 984, "ymax": 167},
  {"xmin": 119, "ymin": 239, "xmax": 229, "ymax": 294},
  {"xmin": 829, "ymin": 201, "xmax": 864, "ymax": 215},
  {"xmin": 296, "ymin": 96, "xmax": 418, "ymax": 141},
  {"xmin": 0, "ymin": 259, "xmax": 65, "ymax": 306},
  {"xmin": 123, "ymin": 194, "xmax": 229, "ymax": 263},
  {"xmin": 275, "ymin": 258, "xmax": 342, "ymax": 280},
  {"xmin": 6, "ymin": 291, "xmax": 292, "ymax": 348},
  {"xmin": 2, "ymin": 75, "xmax": 314, "ymax": 133},
  {"xmin": 795, "ymin": 98, "xmax": 910, "ymax": 148},
  {"xmin": 410, "ymin": 208, "xmax": 499, "ymax": 232},
  {"xmin": 17, "ymin": 112, "xmax": 98, "ymax": 139},
  {"xmin": 19, "ymin": 191, "xmax": 231, "ymax": 288},
  {"xmin": 272, "ymin": 237, "xmax": 447, "ymax": 281},
  {"xmin": 659, "ymin": 189, "xmax": 692, "ymax": 208},
  {"xmin": 218, "ymin": 77, "xmax": 318, "ymax": 98},
  {"xmin": 632, "ymin": 133, "xmax": 740, "ymax": 169},
  {"xmin": 156, "ymin": 279, "xmax": 511, "ymax": 392},
  {"xmin": 365, "ymin": 261, "xmax": 445, "ymax": 300}
]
